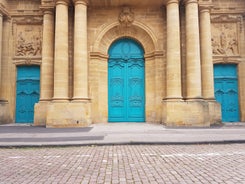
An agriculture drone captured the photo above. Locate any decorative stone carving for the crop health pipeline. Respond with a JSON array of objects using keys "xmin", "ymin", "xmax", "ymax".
[
  {"xmin": 118, "ymin": 7, "xmax": 134, "ymax": 27},
  {"xmin": 15, "ymin": 25, "xmax": 42, "ymax": 57},
  {"xmin": 211, "ymin": 14, "xmax": 242, "ymax": 56}
]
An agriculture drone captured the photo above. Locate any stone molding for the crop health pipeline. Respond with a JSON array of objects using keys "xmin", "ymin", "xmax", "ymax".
[
  {"xmin": 0, "ymin": 3, "xmax": 9, "ymax": 17},
  {"xmin": 90, "ymin": 52, "xmax": 108, "ymax": 60},
  {"xmin": 166, "ymin": 0, "xmax": 179, "ymax": 5},
  {"xmin": 73, "ymin": 0, "xmax": 88, "ymax": 5},
  {"xmin": 183, "ymin": 0, "xmax": 198, "ymax": 5},
  {"xmin": 55, "ymin": 0, "xmax": 70, "ymax": 6},
  {"xmin": 13, "ymin": 57, "xmax": 42, "ymax": 66},
  {"xmin": 211, "ymin": 14, "xmax": 243, "ymax": 32},
  {"xmin": 92, "ymin": 21, "xmax": 159, "ymax": 56},
  {"xmin": 213, "ymin": 56, "xmax": 242, "ymax": 64}
]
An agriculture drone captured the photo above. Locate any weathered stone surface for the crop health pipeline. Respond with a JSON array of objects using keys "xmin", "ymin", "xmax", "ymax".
[
  {"xmin": 0, "ymin": 0, "xmax": 244, "ymax": 127},
  {"xmin": 46, "ymin": 102, "xmax": 91, "ymax": 128}
]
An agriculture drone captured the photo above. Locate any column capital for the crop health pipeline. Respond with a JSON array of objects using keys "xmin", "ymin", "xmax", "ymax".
[
  {"xmin": 55, "ymin": 0, "xmax": 70, "ymax": 6},
  {"xmin": 40, "ymin": 5, "xmax": 55, "ymax": 14},
  {"xmin": 183, "ymin": 0, "xmax": 198, "ymax": 5},
  {"xmin": 199, "ymin": 2, "xmax": 213, "ymax": 12},
  {"xmin": 73, "ymin": 0, "xmax": 88, "ymax": 6},
  {"xmin": 166, "ymin": 0, "xmax": 179, "ymax": 5}
]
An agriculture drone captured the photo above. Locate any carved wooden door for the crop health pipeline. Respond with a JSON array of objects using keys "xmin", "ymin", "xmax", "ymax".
[
  {"xmin": 16, "ymin": 66, "xmax": 40, "ymax": 123},
  {"xmin": 108, "ymin": 38, "xmax": 145, "ymax": 122},
  {"xmin": 214, "ymin": 64, "xmax": 240, "ymax": 122}
]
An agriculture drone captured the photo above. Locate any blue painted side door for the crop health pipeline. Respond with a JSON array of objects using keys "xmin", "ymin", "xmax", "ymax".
[
  {"xmin": 214, "ymin": 64, "xmax": 240, "ymax": 122},
  {"xmin": 108, "ymin": 38, "xmax": 145, "ymax": 122},
  {"xmin": 16, "ymin": 65, "xmax": 40, "ymax": 123}
]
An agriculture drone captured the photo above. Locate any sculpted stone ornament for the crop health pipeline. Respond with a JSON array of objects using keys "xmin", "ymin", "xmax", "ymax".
[
  {"xmin": 118, "ymin": 7, "xmax": 134, "ymax": 27},
  {"xmin": 15, "ymin": 26, "xmax": 42, "ymax": 57},
  {"xmin": 211, "ymin": 15, "xmax": 241, "ymax": 56},
  {"xmin": 211, "ymin": 31, "xmax": 239, "ymax": 56}
]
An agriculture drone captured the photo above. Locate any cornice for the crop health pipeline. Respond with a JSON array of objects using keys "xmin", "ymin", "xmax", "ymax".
[
  {"xmin": 0, "ymin": 3, "xmax": 10, "ymax": 18},
  {"xmin": 199, "ymin": 0, "xmax": 213, "ymax": 11}
]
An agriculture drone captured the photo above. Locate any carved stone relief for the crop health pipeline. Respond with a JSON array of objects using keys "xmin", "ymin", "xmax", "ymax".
[
  {"xmin": 15, "ymin": 25, "xmax": 42, "ymax": 57},
  {"xmin": 211, "ymin": 22, "xmax": 239, "ymax": 56},
  {"xmin": 211, "ymin": 14, "xmax": 242, "ymax": 57}
]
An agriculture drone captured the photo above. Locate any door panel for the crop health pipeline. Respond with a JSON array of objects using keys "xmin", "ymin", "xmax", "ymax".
[
  {"xmin": 108, "ymin": 60, "xmax": 126, "ymax": 121},
  {"xmin": 127, "ymin": 59, "xmax": 145, "ymax": 121},
  {"xmin": 16, "ymin": 66, "xmax": 40, "ymax": 123},
  {"xmin": 214, "ymin": 64, "xmax": 240, "ymax": 122}
]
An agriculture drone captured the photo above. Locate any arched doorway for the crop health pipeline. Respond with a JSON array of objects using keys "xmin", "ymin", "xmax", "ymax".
[{"xmin": 108, "ymin": 38, "xmax": 145, "ymax": 122}]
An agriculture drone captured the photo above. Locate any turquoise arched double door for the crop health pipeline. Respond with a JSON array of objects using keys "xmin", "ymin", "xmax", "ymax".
[
  {"xmin": 214, "ymin": 64, "xmax": 240, "ymax": 122},
  {"xmin": 16, "ymin": 65, "xmax": 40, "ymax": 123},
  {"xmin": 108, "ymin": 38, "xmax": 145, "ymax": 122}
]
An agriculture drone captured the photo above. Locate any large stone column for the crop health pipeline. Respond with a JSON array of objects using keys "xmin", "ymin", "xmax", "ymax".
[
  {"xmin": 163, "ymin": 0, "xmax": 211, "ymax": 127},
  {"xmin": 46, "ymin": 0, "xmax": 91, "ymax": 127},
  {"xmin": 34, "ymin": 8, "xmax": 55, "ymax": 126},
  {"xmin": 40, "ymin": 10, "xmax": 54, "ymax": 101},
  {"xmin": 73, "ymin": 0, "xmax": 89, "ymax": 100},
  {"xmin": 166, "ymin": 0, "xmax": 182, "ymax": 99},
  {"xmin": 200, "ymin": 4, "xmax": 221, "ymax": 125},
  {"xmin": 53, "ymin": 0, "xmax": 69, "ymax": 101},
  {"xmin": 0, "ymin": 14, "xmax": 11, "ymax": 124},
  {"xmin": 185, "ymin": 0, "xmax": 202, "ymax": 99},
  {"xmin": 0, "ymin": 13, "xmax": 3, "ymax": 101},
  {"xmin": 200, "ymin": 6, "xmax": 214, "ymax": 100}
]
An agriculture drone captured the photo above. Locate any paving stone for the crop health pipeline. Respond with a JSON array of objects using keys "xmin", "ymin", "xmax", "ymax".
[{"xmin": 0, "ymin": 144, "xmax": 245, "ymax": 183}]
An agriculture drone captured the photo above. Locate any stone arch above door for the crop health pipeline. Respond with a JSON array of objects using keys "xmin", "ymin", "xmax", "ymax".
[{"xmin": 91, "ymin": 21, "xmax": 163, "ymax": 58}]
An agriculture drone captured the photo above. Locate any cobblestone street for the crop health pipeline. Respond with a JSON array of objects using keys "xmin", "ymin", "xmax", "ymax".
[{"xmin": 0, "ymin": 144, "xmax": 245, "ymax": 184}]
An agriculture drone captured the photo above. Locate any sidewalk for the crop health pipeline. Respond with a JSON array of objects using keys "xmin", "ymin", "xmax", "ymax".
[{"xmin": 0, "ymin": 123, "xmax": 245, "ymax": 147}]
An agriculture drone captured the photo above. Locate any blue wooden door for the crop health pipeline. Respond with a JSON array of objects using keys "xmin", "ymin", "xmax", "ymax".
[
  {"xmin": 108, "ymin": 38, "xmax": 145, "ymax": 122},
  {"xmin": 16, "ymin": 65, "xmax": 40, "ymax": 123},
  {"xmin": 214, "ymin": 64, "xmax": 240, "ymax": 122}
]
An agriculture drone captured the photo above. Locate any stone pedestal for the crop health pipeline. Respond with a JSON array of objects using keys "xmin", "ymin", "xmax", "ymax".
[
  {"xmin": 34, "ymin": 102, "xmax": 50, "ymax": 126},
  {"xmin": 208, "ymin": 101, "xmax": 222, "ymax": 126},
  {"xmin": 163, "ymin": 100, "xmax": 210, "ymax": 127},
  {"xmin": 46, "ymin": 101, "xmax": 91, "ymax": 128},
  {"xmin": 0, "ymin": 101, "xmax": 12, "ymax": 124}
]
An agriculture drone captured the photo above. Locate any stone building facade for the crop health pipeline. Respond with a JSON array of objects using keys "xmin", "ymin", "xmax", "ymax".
[{"xmin": 0, "ymin": 0, "xmax": 244, "ymax": 127}]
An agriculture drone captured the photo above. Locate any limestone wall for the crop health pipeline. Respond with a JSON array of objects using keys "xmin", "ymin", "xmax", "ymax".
[
  {"xmin": 88, "ymin": 6, "xmax": 165, "ymax": 123},
  {"xmin": 0, "ymin": 0, "xmax": 245, "ymax": 125},
  {"xmin": 211, "ymin": 0, "xmax": 245, "ymax": 121}
]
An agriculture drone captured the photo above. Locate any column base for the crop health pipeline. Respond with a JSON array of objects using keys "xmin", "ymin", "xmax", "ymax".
[
  {"xmin": 207, "ymin": 100, "xmax": 222, "ymax": 126},
  {"xmin": 46, "ymin": 101, "xmax": 91, "ymax": 128},
  {"xmin": 34, "ymin": 101, "xmax": 50, "ymax": 126},
  {"xmin": 162, "ymin": 99, "xmax": 210, "ymax": 127},
  {"xmin": 0, "ymin": 100, "xmax": 12, "ymax": 124}
]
